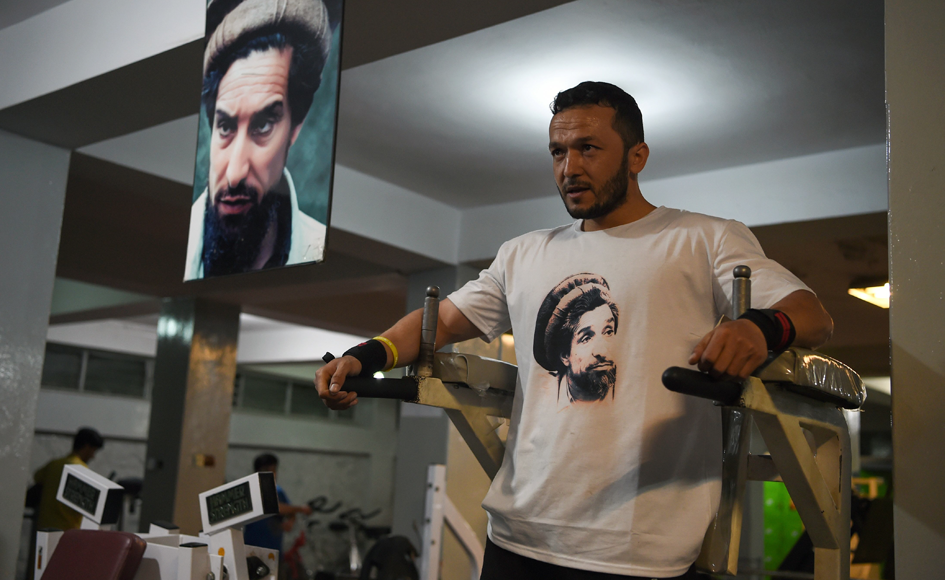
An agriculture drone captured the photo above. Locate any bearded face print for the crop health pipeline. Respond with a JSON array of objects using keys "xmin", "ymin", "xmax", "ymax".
[{"xmin": 533, "ymin": 274, "xmax": 620, "ymax": 408}]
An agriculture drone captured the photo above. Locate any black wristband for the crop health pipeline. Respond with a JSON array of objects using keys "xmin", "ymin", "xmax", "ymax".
[
  {"xmin": 737, "ymin": 309, "xmax": 796, "ymax": 351},
  {"xmin": 343, "ymin": 339, "xmax": 388, "ymax": 377}
]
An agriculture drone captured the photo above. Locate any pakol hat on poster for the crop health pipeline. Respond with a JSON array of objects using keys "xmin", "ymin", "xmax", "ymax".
[
  {"xmin": 204, "ymin": 0, "xmax": 332, "ymax": 77},
  {"xmin": 533, "ymin": 273, "xmax": 618, "ymax": 373}
]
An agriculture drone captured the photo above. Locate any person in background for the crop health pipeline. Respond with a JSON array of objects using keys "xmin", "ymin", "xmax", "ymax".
[
  {"xmin": 243, "ymin": 453, "xmax": 313, "ymax": 556},
  {"xmin": 33, "ymin": 427, "xmax": 104, "ymax": 530}
]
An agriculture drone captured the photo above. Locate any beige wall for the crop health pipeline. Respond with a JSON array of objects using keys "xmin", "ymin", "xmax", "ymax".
[{"xmin": 887, "ymin": 0, "xmax": 945, "ymax": 576}]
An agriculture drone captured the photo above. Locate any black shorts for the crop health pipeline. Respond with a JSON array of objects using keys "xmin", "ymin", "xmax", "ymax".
[{"xmin": 480, "ymin": 538, "xmax": 712, "ymax": 580}]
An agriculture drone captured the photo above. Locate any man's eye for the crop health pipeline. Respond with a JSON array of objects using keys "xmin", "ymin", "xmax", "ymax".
[
  {"xmin": 582, "ymin": 144, "xmax": 595, "ymax": 152},
  {"xmin": 604, "ymin": 327, "xmax": 615, "ymax": 336},
  {"xmin": 216, "ymin": 119, "xmax": 235, "ymax": 137},
  {"xmin": 551, "ymin": 149, "xmax": 563, "ymax": 157},
  {"xmin": 252, "ymin": 120, "xmax": 274, "ymax": 136},
  {"xmin": 579, "ymin": 334, "xmax": 592, "ymax": 344}
]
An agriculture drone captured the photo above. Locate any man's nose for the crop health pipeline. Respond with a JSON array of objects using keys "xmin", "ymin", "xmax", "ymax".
[
  {"xmin": 225, "ymin": 130, "xmax": 251, "ymax": 187},
  {"xmin": 592, "ymin": 340, "xmax": 612, "ymax": 359},
  {"xmin": 563, "ymin": 149, "xmax": 584, "ymax": 178}
]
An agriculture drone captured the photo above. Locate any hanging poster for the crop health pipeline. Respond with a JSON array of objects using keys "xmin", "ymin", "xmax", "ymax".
[{"xmin": 185, "ymin": 0, "xmax": 343, "ymax": 280}]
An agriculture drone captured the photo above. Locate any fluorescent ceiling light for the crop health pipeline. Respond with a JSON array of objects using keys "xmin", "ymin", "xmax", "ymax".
[{"xmin": 848, "ymin": 282, "xmax": 889, "ymax": 309}]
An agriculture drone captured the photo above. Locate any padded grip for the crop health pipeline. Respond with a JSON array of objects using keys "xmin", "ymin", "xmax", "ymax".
[
  {"xmin": 341, "ymin": 377, "xmax": 418, "ymax": 400},
  {"xmin": 661, "ymin": 367, "xmax": 743, "ymax": 406}
]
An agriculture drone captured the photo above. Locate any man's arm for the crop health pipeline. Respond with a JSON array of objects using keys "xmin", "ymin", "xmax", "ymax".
[
  {"xmin": 279, "ymin": 503, "xmax": 313, "ymax": 517},
  {"xmin": 315, "ymin": 299, "xmax": 484, "ymax": 410},
  {"xmin": 689, "ymin": 289, "xmax": 834, "ymax": 379}
]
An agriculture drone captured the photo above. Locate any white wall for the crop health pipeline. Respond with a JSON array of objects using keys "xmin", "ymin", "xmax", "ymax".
[
  {"xmin": 0, "ymin": 0, "xmax": 203, "ymax": 110},
  {"xmin": 46, "ymin": 314, "xmax": 369, "ymax": 363},
  {"xmin": 32, "ymin": 390, "xmax": 400, "ymax": 525},
  {"xmin": 458, "ymin": 144, "xmax": 888, "ymax": 262},
  {"xmin": 330, "ymin": 165, "xmax": 462, "ymax": 264},
  {"xmin": 80, "ymin": 115, "xmax": 887, "ymax": 266},
  {"xmin": 47, "ymin": 319, "xmax": 159, "ymax": 357},
  {"xmin": 34, "ymin": 389, "xmax": 151, "ymax": 439}
]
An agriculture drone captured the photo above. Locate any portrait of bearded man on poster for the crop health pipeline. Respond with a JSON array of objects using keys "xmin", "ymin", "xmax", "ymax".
[
  {"xmin": 185, "ymin": 0, "xmax": 336, "ymax": 280},
  {"xmin": 534, "ymin": 273, "xmax": 621, "ymax": 411}
]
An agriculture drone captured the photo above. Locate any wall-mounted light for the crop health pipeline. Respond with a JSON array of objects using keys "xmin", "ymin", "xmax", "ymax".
[{"xmin": 848, "ymin": 281, "xmax": 890, "ymax": 309}]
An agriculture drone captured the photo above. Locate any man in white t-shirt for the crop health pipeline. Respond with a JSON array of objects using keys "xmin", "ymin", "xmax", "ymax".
[{"xmin": 316, "ymin": 82, "xmax": 834, "ymax": 579}]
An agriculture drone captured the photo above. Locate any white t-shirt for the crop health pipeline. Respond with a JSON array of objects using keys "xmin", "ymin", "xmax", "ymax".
[{"xmin": 448, "ymin": 207, "xmax": 811, "ymax": 577}]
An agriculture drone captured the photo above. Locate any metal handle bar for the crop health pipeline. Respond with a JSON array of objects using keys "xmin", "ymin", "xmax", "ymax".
[
  {"xmin": 339, "ymin": 377, "xmax": 418, "ymax": 400},
  {"xmin": 661, "ymin": 367, "xmax": 743, "ymax": 406},
  {"xmin": 307, "ymin": 496, "xmax": 343, "ymax": 514},
  {"xmin": 339, "ymin": 507, "xmax": 382, "ymax": 521}
]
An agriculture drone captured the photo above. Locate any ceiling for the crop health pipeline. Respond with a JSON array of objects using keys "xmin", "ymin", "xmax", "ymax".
[
  {"xmin": 0, "ymin": 0, "xmax": 890, "ymax": 372},
  {"xmin": 336, "ymin": 0, "xmax": 885, "ymax": 207},
  {"xmin": 0, "ymin": 0, "xmax": 71, "ymax": 30}
]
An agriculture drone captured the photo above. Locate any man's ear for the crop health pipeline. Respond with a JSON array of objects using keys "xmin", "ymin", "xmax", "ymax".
[
  {"xmin": 628, "ymin": 142, "xmax": 650, "ymax": 175},
  {"xmin": 290, "ymin": 121, "xmax": 304, "ymax": 147}
]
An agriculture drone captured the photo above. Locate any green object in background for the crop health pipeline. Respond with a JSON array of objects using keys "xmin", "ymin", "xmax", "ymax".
[
  {"xmin": 855, "ymin": 469, "xmax": 890, "ymax": 499},
  {"xmin": 763, "ymin": 481, "xmax": 805, "ymax": 570}
]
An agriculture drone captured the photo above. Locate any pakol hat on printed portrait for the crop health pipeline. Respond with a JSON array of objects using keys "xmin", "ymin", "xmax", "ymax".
[
  {"xmin": 203, "ymin": 0, "xmax": 332, "ymax": 78},
  {"xmin": 533, "ymin": 273, "xmax": 617, "ymax": 374}
]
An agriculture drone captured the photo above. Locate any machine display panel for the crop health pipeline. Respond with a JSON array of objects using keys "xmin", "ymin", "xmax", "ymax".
[
  {"xmin": 62, "ymin": 473, "xmax": 100, "ymax": 515},
  {"xmin": 184, "ymin": 0, "xmax": 344, "ymax": 281},
  {"xmin": 206, "ymin": 482, "xmax": 254, "ymax": 526}
]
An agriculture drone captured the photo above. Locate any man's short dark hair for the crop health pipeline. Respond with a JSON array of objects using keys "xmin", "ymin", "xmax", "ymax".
[
  {"xmin": 202, "ymin": 30, "xmax": 327, "ymax": 129},
  {"xmin": 254, "ymin": 453, "xmax": 279, "ymax": 472},
  {"xmin": 551, "ymin": 81, "xmax": 644, "ymax": 150},
  {"xmin": 73, "ymin": 428, "xmax": 103, "ymax": 452}
]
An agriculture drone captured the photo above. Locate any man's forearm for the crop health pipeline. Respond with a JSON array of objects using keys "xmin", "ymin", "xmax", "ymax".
[
  {"xmin": 771, "ymin": 290, "xmax": 834, "ymax": 349},
  {"xmin": 377, "ymin": 299, "xmax": 483, "ymax": 369}
]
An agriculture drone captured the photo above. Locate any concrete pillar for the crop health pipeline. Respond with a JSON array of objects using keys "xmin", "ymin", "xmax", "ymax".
[
  {"xmin": 887, "ymin": 0, "xmax": 945, "ymax": 576},
  {"xmin": 0, "ymin": 130, "xmax": 70, "ymax": 580},
  {"xmin": 139, "ymin": 298, "xmax": 240, "ymax": 534},
  {"xmin": 390, "ymin": 266, "xmax": 478, "ymax": 543}
]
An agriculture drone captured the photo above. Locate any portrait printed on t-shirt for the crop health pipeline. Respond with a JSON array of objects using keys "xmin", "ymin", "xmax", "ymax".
[{"xmin": 533, "ymin": 274, "xmax": 620, "ymax": 409}]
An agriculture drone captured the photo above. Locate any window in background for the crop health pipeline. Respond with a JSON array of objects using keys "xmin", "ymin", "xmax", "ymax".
[
  {"xmin": 41, "ymin": 343, "xmax": 84, "ymax": 390},
  {"xmin": 232, "ymin": 371, "xmax": 356, "ymax": 422},
  {"xmin": 240, "ymin": 374, "xmax": 290, "ymax": 414},
  {"xmin": 290, "ymin": 382, "xmax": 330, "ymax": 418},
  {"xmin": 41, "ymin": 343, "xmax": 151, "ymax": 398},
  {"xmin": 84, "ymin": 351, "xmax": 148, "ymax": 397}
]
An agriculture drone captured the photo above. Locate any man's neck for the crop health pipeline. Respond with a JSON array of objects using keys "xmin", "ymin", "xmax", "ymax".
[{"xmin": 582, "ymin": 189, "xmax": 657, "ymax": 232}]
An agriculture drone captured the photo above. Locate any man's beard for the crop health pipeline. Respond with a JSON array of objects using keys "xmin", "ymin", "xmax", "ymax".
[
  {"xmin": 202, "ymin": 184, "xmax": 290, "ymax": 277},
  {"xmin": 566, "ymin": 361, "xmax": 617, "ymax": 402},
  {"xmin": 560, "ymin": 153, "xmax": 630, "ymax": 220}
]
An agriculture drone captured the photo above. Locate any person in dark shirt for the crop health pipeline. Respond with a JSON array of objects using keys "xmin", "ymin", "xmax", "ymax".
[{"xmin": 243, "ymin": 453, "xmax": 312, "ymax": 554}]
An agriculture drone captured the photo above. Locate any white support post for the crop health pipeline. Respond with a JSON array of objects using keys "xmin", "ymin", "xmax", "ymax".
[
  {"xmin": 442, "ymin": 493, "xmax": 484, "ymax": 580},
  {"xmin": 419, "ymin": 464, "xmax": 484, "ymax": 580},
  {"xmin": 207, "ymin": 527, "xmax": 250, "ymax": 580},
  {"xmin": 420, "ymin": 465, "xmax": 446, "ymax": 580},
  {"xmin": 34, "ymin": 530, "xmax": 63, "ymax": 580}
]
